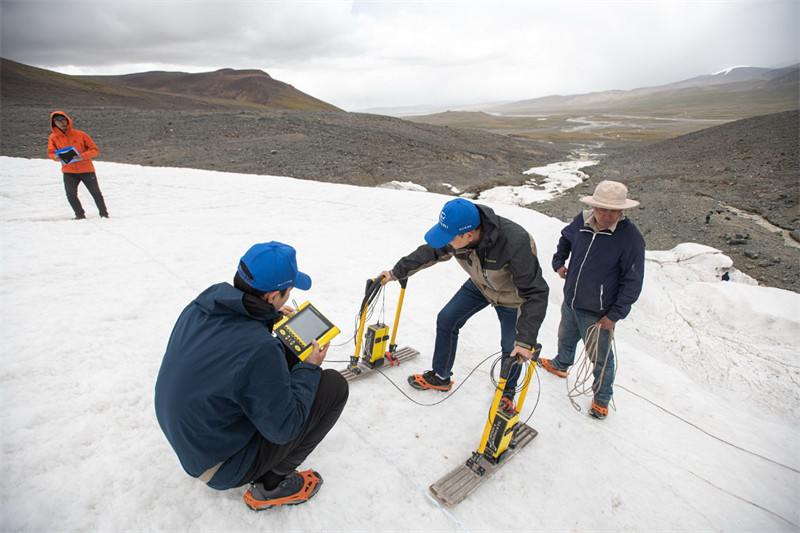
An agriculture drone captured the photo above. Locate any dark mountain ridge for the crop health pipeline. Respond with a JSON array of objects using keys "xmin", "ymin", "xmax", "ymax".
[
  {"xmin": 0, "ymin": 58, "xmax": 340, "ymax": 112},
  {"xmin": 0, "ymin": 58, "xmax": 224, "ymax": 110},
  {"xmin": 81, "ymin": 68, "xmax": 342, "ymax": 111}
]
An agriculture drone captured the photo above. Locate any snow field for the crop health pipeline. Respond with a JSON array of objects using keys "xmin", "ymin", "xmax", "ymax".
[{"xmin": 1, "ymin": 156, "xmax": 798, "ymax": 532}]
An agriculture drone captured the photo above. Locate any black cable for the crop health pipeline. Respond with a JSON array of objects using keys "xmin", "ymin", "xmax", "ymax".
[
  {"xmin": 616, "ymin": 383, "xmax": 800, "ymax": 474},
  {"xmin": 484, "ymin": 356, "xmax": 541, "ymax": 424},
  {"xmin": 375, "ymin": 351, "xmax": 501, "ymax": 407},
  {"xmin": 375, "ymin": 351, "xmax": 542, "ymax": 425},
  {"xmin": 351, "ymin": 279, "xmax": 385, "ymax": 353},
  {"xmin": 337, "ymin": 280, "xmax": 541, "ymax": 420},
  {"xmin": 521, "ymin": 367, "xmax": 541, "ymax": 426},
  {"xmin": 318, "ymin": 280, "xmax": 388, "ymax": 362}
]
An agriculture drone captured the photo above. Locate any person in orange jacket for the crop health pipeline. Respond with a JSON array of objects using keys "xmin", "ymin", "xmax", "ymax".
[{"xmin": 47, "ymin": 111, "xmax": 109, "ymax": 219}]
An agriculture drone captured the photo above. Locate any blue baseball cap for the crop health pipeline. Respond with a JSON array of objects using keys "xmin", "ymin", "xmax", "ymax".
[
  {"xmin": 424, "ymin": 198, "xmax": 481, "ymax": 248},
  {"xmin": 238, "ymin": 242, "xmax": 312, "ymax": 292}
]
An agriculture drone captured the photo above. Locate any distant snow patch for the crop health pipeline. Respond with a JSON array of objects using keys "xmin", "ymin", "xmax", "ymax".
[
  {"xmin": 378, "ymin": 181, "xmax": 427, "ymax": 192},
  {"xmin": 714, "ymin": 65, "xmax": 751, "ymax": 76},
  {"xmin": 645, "ymin": 243, "xmax": 757, "ymax": 285}
]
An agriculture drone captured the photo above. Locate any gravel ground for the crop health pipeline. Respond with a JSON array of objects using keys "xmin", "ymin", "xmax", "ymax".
[{"xmin": 0, "ymin": 105, "xmax": 567, "ymax": 196}]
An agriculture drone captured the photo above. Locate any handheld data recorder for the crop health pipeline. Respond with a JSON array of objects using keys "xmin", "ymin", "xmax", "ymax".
[
  {"xmin": 274, "ymin": 301, "xmax": 340, "ymax": 361},
  {"xmin": 55, "ymin": 146, "xmax": 78, "ymax": 164}
]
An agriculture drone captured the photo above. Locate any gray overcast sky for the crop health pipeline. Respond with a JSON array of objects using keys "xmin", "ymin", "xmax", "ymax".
[{"xmin": 1, "ymin": 1, "xmax": 797, "ymax": 111}]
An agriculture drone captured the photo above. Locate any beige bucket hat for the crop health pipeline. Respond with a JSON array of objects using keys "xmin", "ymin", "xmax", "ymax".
[{"xmin": 580, "ymin": 180, "xmax": 640, "ymax": 209}]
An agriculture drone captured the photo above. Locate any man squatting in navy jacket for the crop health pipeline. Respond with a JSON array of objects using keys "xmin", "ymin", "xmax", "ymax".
[
  {"xmin": 155, "ymin": 242, "xmax": 348, "ymax": 511},
  {"xmin": 539, "ymin": 181, "xmax": 646, "ymax": 420}
]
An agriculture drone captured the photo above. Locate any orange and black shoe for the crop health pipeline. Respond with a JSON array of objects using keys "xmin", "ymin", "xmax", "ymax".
[
  {"xmin": 539, "ymin": 358, "xmax": 569, "ymax": 378},
  {"xmin": 498, "ymin": 396, "xmax": 516, "ymax": 414},
  {"xmin": 589, "ymin": 400, "xmax": 609, "ymax": 420},
  {"xmin": 408, "ymin": 370, "xmax": 453, "ymax": 392},
  {"xmin": 243, "ymin": 470, "xmax": 323, "ymax": 511}
]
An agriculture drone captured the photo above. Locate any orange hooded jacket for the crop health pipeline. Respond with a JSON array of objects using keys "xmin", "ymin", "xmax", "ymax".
[{"xmin": 47, "ymin": 111, "xmax": 99, "ymax": 174}]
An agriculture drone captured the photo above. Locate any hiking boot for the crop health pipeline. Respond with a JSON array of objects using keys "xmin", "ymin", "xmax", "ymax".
[
  {"xmin": 539, "ymin": 358, "xmax": 568, "ymax": 378},
  {"xmin": 590, "ymin": 400, "xmax": 609, "ymax": 420},
  {"xmin": 408, "ymin": 370, "xmax": 453, "ymax": 391},
  {"xmin": 498, "ymin": 395, "xmax": 516, "ymax": 414},
  {"xmin": 243, "ymin": 470, "xmax": 323, "ymax": 511}
]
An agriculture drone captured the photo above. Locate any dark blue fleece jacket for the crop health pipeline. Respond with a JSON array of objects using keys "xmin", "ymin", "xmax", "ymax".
[
  {"xmin": 154, "ymin": 282, "xmax": 321, "ymax": 490},
  {"xmin": 552, "ymin": 212, "xmax": 645, "ymax": 322}
]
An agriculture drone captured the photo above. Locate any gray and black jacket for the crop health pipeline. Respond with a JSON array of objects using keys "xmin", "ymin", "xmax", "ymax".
[{"xmin": 391, "ymin": 204, "xmax": 549, "ymax": 349}]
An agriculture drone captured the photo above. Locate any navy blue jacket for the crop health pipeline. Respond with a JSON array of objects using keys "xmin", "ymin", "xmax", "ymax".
[
  {"xmin": 552, "ymin": 212, "xmax": 645, "ymax": 322},
  {"xmin": 154, "ymin": 282, "xmax": 322, "ymax": 490}
]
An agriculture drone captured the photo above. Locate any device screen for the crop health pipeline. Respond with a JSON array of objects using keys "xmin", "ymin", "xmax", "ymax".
[{"xmin": 288, "ymin": 307, "xmax": 329, "ymax": 341}]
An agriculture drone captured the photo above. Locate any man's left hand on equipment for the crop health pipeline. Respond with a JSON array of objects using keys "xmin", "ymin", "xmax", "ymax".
[
  {"xmin": 510, "ymin": 345, "xmax": 533, "ymax": 361},
  {"xmin": 305, "ymin": 340, "xmax": 329, "ymax": 366}
]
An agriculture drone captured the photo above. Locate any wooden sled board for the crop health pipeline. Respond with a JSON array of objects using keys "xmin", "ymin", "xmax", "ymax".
[
  {"xmin": 429, "ymin": 423, "xmax": 538, "ymax": 507},
  {"xmin": 339, "ymin": 346, "xmax": 420, "ymax": 382}
]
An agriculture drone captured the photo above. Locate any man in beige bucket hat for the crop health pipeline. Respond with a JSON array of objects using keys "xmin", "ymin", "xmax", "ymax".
[{"xmin": 539, "ymin": 181, "xmax": 645, "ymax": 420}]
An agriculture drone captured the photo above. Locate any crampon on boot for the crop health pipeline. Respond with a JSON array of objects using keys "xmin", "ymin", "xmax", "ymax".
[
  {"xmin": 539, "ymin": 358, "xmax": 569, "ymax": 378},
  {"xmin": 589, "ymin": 400, "xmax": 609, "ymax": 420},
  {"xmin": 408, "ymin": 370, "xmax": 453, "ymax": 391},
  {"xmin": 498, "ymin": 396, "xmax": 516, "ymax": 414},
  {"xmin": 243, "ymin": 470, "xmax": 323, "ymax": 511}
]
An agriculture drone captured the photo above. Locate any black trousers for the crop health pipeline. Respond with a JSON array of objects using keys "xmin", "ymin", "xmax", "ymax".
[
  {"xmin": 63, "ymin": 172, "xmax": 108, "ymax": 217},
  {"xmin": 236, "ymin": 368, "xmax": 349, "ymax": 487}
]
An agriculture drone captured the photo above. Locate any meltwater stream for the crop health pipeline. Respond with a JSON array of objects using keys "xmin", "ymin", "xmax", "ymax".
[{"xmin": 478, "ymin": 157, "xmax": 597, "ymax": 206}]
